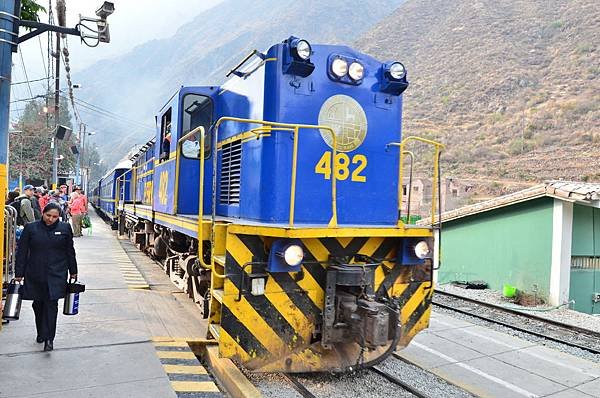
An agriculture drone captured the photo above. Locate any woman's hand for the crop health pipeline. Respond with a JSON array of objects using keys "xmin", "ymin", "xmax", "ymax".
[
  {"xmin": 14, "ymin": 277, "xmax": 23, "ymax": 282},
  {"xmin": 70, "ymin": 273, "xmax": 78, "ymax": 280}
]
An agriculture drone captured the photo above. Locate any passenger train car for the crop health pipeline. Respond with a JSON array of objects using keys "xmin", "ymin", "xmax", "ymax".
[
  {"xmin": 91, "ymin": 159, "xmax": 131, "ymax": 224},
  {"xmin": 94, "ymin": 37, "xmax": 443, "ymax": 373}
]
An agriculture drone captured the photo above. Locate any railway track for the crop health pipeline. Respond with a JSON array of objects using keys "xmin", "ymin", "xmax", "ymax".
[
  {"xmin": 433, "ymin": 289, "xmax": 600, "ymax": 355},
  {"xmin": 283, "ymin": 374, "xmax": 317, "ymax": 398},
  {"xmin": 283, "ymin": 366, "xmax": 432, "ymax": 398},
  {"xmin": 370, "ymin": 366, "xmax": 431, "ymax": 398}
]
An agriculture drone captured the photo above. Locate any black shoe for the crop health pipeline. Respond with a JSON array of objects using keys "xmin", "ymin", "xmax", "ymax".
[
  {"xmin": 43, "ymin": 340, "xmax": 53, "ymax": 351},
  {"xmin": 36, "ymin": 336, "xmax": 44, "ymax": 343}
]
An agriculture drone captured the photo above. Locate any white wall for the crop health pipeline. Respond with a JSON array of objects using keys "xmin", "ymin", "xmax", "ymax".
[{"xmin": 549, "ymin": 199, "xmax": 573, "ymax": 306}]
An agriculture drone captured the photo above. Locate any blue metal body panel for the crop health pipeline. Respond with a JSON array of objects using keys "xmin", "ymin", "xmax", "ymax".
[
  {"xmin": 134, "ymin": 144, "xmax": 155, "ymax": 205},
  {"xmin": 98, "ymin": 168, "xmax": 127, "ymax": 218},
  {"xmin": 214, "ymin": 42, "xmax": 402, "ymax": 225},
  {"xmin": 119, "ymin": 169, "xmax": 133, "ymax": 203},
  {"xmin": 175, "ymin": 86, "xmax": 218, "ymax": 215},
  {"xmin": 122, "ymin": 38, "xmax": 409, "ymax": 238}
]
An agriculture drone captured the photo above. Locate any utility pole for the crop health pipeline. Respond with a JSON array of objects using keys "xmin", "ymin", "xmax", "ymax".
[
  {"xmin": 52, "ymin": 0, "xmax": 65, "ymax": 189},
  {"xmin": 0, "ymin": 0, "xmax": 20, "ymax": 305},
  {"xmin": 76, "ymin": 122, "xmax": 84, "ymax": 186}
]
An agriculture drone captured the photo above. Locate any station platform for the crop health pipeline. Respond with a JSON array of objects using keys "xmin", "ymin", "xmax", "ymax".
[
  {"xmin": 397, "ymin": 311, "xmax": 600, "ymax": 398},
  {"xmin": 0, "ymin": 212, "xmax": 222, "ymax": 398}
]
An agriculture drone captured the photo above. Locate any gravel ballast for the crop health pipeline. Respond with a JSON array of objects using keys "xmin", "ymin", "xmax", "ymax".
[{"xmin": 242, "ymin": 354, "xmax": 475, "ymax": 397}]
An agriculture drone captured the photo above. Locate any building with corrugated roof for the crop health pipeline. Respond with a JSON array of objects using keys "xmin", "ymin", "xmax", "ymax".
[{"xmin": 433, "ymin": 181, "xmax": 600, "ymax": 314}]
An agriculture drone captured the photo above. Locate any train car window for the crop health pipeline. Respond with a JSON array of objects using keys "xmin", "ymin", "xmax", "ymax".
[
  {"xmin": 160, "ymin": 108, "xmax": 172, "ymax": 162},
  {"xmin": 181, "ymin": 94, "xmax": 212, "ymax": 160}
]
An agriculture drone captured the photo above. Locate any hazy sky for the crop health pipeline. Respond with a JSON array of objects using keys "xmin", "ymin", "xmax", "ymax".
[{"xmin": 11, "ymin": 0, "xmax": 222, "ymax": 118}]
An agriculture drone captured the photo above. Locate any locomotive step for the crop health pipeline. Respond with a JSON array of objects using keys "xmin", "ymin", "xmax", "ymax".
[
  {"xmin": 209, "ymin": 324, "xmax": 221, "ymax": 339},
  {"xmin": 213, "ymin": 255, "xmax": 226, "ymax": 266},
  {"xmin": 212, "ymin": 289, "xmax": 224, "ymax": 303}
]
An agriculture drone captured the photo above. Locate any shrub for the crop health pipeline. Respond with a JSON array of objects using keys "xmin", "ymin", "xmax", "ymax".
[
  {"xmin": 509, "ymin": 138, "xmax": 533, "ymax": 155},
  {"xmin": 577, "ymin": 43, "xmax": 594, "ymax": 54},
  {"xmin": 550, "ymin": 20, "xmax": 564, "ymax": 29}
]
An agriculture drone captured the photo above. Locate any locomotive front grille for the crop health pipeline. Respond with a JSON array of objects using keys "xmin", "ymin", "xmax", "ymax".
[{"xmin": 220, "ymin": 140, "xmax": 242, "ymax": 205}]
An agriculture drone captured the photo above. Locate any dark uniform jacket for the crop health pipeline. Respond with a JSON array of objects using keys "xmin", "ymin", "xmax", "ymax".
[
  {"xmin": 15, "ymin": 220, "xmax": 78, "ymax": 301},
  {"xmin": 31, "ymin": 195, "xmax": 42, "ymax": 220}
]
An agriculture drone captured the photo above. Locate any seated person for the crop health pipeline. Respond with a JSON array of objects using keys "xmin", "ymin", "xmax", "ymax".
[{"xmin": 182, "ymin": 138, "xmax": 200, "ymax": 158}]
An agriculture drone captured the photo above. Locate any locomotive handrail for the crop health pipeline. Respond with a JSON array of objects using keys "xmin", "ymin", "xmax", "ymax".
[
  {"xmin": 213, "ymin": 117, "xmax": 339, "ymax": 228},
  {"xmin": 180, "ymin": 125, "xmax": 225, "ymax": 277},
  {"xmin": 387, "ymin": 136, "xmax": 444, "ymax": 227},
  {"xmin": 403, "ymin": 150, "xmax": 415, "ymax": 224}
]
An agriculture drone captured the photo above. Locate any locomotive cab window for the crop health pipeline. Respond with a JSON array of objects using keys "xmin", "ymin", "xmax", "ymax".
[
  {"xmin": 180, "ymin": 94, "xmax": 213, "ymax": 159},
  {"xmin": 159, "ymin": 108, "xmax": 172, "ymax": 163}
]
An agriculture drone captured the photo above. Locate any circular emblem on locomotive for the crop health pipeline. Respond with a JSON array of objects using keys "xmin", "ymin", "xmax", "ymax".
[{"xmin": 318, "ymin": 94, "xmax": 368, "ymax": 152}]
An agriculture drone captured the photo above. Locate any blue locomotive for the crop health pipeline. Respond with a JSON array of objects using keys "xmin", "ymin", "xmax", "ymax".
[{"xmin": 93, "ymin": 36, "xmax": 443, "ymax": 372}]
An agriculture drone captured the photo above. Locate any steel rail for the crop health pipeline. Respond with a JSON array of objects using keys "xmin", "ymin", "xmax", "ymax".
[
  {"xmin": 435, "ymin": 290, "xmax": 600, "ymax": 338},
  {"xmin": 433, "ymin": 291, "xmax": 600, "ymax": 355},
  {"xmin": 282, "ymin": 374, "xmax": 317, "ymax": 398},
  {"xmin": 370, "ymin": 366, "xmax": 432, "ymax": 398}
]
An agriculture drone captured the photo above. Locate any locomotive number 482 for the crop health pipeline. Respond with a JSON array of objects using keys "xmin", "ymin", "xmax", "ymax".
[{"xmin": 315, "ymin": 151, "xmax": 367, "ymax": 182}]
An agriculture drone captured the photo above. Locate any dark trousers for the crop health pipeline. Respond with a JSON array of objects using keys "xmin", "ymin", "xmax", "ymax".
[{"xmin": 32, "ymin": 300, "xmax": 58, "ymax": 341}]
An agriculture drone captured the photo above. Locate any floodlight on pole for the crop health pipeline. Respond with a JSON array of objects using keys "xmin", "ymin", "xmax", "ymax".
[{"xmin": 95, "ymin": 2, "xmax": 115, "ymax": 18}]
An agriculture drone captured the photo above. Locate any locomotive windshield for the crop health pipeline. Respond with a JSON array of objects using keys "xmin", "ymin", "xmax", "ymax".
[{"xmin": 181, "ymin": 94, "xmax": 212, "ymax": 159}]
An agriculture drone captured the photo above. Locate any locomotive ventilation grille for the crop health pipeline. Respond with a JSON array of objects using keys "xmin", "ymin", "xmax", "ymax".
[{"xmin": 220, "ymin": 139, "xmax": 242, "ymax": 205}]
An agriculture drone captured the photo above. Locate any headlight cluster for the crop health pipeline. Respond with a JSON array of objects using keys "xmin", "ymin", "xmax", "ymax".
[
  {"xmin": 283, "ymin": 244, "xmax": 304, "ymax": 266},
  {"xmin": 413, "ymin": 240, "xmax": 431, "ymax": 259},
  {"xmin": 380, "ymin": 61, "xmax": 409, "ymax": 95},
  {"xmin": 331, "ymin": 58, "xmax": 348, "ymax": 78},
  {"xmin": 330, "ymin": 56, "xmax": 365, "ymax": 81},
  {"xmin": 295, "ymin": 40, "xmax": 311, "ymax": 61},
  {"xmin": 388, "ymin": 62, "xmax": 406, "ymax": 80},
  {"xmin": 283, "ymin": 36, "xmax": 315, "ymax": 78}
]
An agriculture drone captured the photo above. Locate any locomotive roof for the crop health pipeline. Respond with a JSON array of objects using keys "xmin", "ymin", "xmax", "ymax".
[
  {"xmin": 101, "ymin": 158, "xmax": 132, "ymax": 180},
  {"xmin": 129, "ymin": 137, "xmax": 156, "ymax": 161}
]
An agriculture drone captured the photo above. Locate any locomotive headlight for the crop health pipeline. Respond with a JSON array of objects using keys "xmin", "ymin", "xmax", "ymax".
[
  {"xmin": 295, "ymin": 40, "xmax": 312, "ymax": 61},
  {"xmin": 414, "ymin": 240, "xmax": 431, "ymax": 260},
  {"xmin": 388, "ymin": 62, "xmax": 406, "ymax": 80},
  {"xmin": 331, "ymin": 58, "xmax": 348, "ymax": 78},
  {"xmin": 348, "ymin": 62, "xmax": 364, "ymax": 80},
  {"xmin": 283, "ymin": 244, "xmax": 304, "ymax": 266}
]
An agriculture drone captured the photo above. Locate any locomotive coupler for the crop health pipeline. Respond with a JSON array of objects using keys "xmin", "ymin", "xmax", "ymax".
[{"xmin": 321, "ymin": 255, "xmax": 399, "ymax": 350}]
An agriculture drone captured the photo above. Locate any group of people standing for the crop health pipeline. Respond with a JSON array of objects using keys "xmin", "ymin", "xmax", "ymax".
[{"xmin": 6, "ymin": 184, "xmax": 88, "ymax": 237}]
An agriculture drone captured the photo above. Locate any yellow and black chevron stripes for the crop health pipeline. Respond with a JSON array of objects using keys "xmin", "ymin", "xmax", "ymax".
[
  {"xmin": 114, "ymin": 254, "xmax": 150, "ymax": 289},
  {"xmin": 152, "ymin": 338, "xmax": 223, "ymax": 397},
  {"xmin": 215, "ymin": 234, "xmax": 433, "ymax": 370}
]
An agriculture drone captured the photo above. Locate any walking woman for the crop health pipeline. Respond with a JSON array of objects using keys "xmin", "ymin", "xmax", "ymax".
[{"xmin": 14, "ymin": 203, "xmax": 78, "ymax": 351}]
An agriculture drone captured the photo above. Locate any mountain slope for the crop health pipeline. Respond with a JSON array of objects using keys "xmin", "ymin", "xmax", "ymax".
[
  {"xmin": 357, "ymin": 0, "xmax": 599, "ymax": 183},
  {"xmin": 75, "ymin": 0, "xmax": 404, "ymax": 166}
]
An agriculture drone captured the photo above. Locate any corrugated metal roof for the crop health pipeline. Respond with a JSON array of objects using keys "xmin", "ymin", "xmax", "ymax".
[{"xmin": 419, "ymin": 181, "xmax": 600, "ymax": 224}]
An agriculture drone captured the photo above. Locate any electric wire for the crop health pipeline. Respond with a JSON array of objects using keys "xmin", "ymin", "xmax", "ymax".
[
  {"xmin": 58, "ymin": 92, "xmax": 155, "ymax": 131},
  {"xmin": 17, "ymin": 47, "xmax": 34, "ymax": 99},
  {"xmin": 11, "ymin": 77, "xmax": 52, "ymax": 86},
  {"xmin": 73, "ymin": 103, "xmax": 154, "ymax": 132},
  {"xmin": 68, "ymin": 92, "xmax": 155, "ymax": 129},
  {"xmin": 38, "ymin": 35, "xmax": 47, "ymax": 78}
]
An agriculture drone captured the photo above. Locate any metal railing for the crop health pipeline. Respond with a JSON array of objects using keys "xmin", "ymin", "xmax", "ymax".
[
  {"xmin": 387, "ymin": 136, "xmax": 444, "ymax": 227},
  {"xmin": 213, "ymin": 117, "xmax": 338, "ymax": 227},
  {"xmin": 3, "ymin": 206, "xmax": 17, "ymax": 285}
]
